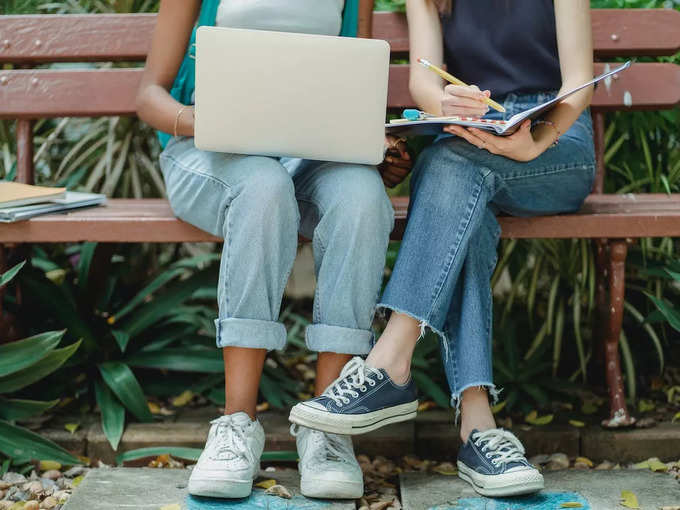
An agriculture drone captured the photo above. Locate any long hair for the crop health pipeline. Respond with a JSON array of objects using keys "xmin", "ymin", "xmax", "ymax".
[{"xmin": 434, "ymin": 0, "xmax": 452, "ymax": 14}]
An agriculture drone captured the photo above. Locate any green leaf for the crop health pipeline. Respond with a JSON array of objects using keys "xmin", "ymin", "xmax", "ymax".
[
  {"xmin": 118, "ymin": 268, "xmax": 217, "ymax": 339},
  {"xmin": 0, "ymin": 397, "xmax": 60, "ymax": 421},
  {"xmin": 0, "ymin": 330, "xmax": 64, "ymax": 377},
  {"xmin": 95, "ymin": 380, "xmax": 125, "ymax": 451},
  {"xmin": 111, "ymin": 330, "xmax": 131, "ymax": 353},
  {"xmin": 77, "ymin": 242, "xmax": 97, "ymax": 295},
  {"xmin": 0, "ymin": 260, "xmax": 26, "ymax": 288},
  {"xmin": 125, "ymin": 349, "xmax": 223, "ymax": 373},
  {"xmin": 99, "ymin": 362, "xmax": 153, "ymax": 423},
  {"xmin": 0, "ymin": 419, "xmax": 80, "ymax": 465},
  {"xmin": 411, "ymin": 369, "xmax": 450, "ymax": 409},
  {"xmin": 647, "ymin": 294, "xmax": 680, "ymax": 332},
  {"xmin": 0, "ymin": 340, "xmax": 81, "ymax": 394},
  {"xmin": 116, "ymin": 446, "xmax": 202, "ymax": 465}
]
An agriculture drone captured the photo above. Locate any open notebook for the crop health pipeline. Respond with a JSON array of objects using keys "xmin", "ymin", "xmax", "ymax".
[{"xmin": 386, "ymin": 61, "xmax": 631, "ymax": 136}]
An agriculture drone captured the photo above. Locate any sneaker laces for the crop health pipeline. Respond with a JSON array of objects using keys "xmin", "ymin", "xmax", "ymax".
[
  {"xmin": 290, "ymin": 424, "xmax": 353, "ymax": 464},
  {"xmin": 472, "ymin": 429, "xmax": 526, "ymax": 467},
  {"xmin": 322, "ymin": 357, "xmax": 383, "ymax": 407},
  {"xmin": 209, "ymin": 415, "xmax": 254, "ymax": 465}
]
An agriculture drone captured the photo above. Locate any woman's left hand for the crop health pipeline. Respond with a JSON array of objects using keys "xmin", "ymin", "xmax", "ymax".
[
  {"xmin": 379, "ymin": 135, "xmax": 413, "ymax": 188},
  {"xmin": 444, "ymin": 119, "xmax": 546, "ymax": 162}
]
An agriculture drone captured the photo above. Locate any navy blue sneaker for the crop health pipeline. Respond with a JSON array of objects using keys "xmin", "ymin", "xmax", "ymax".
[
  {"xmin": 457, "ymin": 428, "xmax": 544, "ymax": 497},
  {"xmin": 289, "ymin": 357, "xmax": 418, "ymax": 435}
]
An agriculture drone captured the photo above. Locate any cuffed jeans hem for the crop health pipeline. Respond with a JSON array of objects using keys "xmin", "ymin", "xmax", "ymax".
[
  {"xmin": 214, "ymin": 317, "xmax": 287, "ymax": 351},
  {"xmin": 305, "ymin": 324, "xmax": 373, "ymax": 355}
]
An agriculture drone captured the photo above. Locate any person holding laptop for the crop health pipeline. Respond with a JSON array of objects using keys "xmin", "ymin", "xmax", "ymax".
[
  {"xmin": 291, "ymin": 0, "xmax": 596, "ymax": 497},
  {"xmin": 136, "ymin": 0, "xmax": 411, "ymax": 501}
]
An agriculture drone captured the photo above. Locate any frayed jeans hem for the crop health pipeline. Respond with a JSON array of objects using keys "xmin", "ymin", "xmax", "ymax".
[
  {"xmin": 450, "ymin": 382, "xmax": 502, "ymax": 424},
  {"xmin": 376, "ymin": 302, "xmax": 450, "ymax": 357},
  {"xmin": 215, "ymin": 317, "xmax": 287, "ymax": 351}
]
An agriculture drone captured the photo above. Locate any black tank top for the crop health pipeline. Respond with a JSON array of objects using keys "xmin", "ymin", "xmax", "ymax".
[{"xmin": 442, "ymin": 0, "xmax": 562, "ymax": 98}]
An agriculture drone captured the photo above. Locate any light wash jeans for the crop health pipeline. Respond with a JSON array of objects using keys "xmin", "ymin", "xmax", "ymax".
[
  {"xmin": 159, "ymin": 137, "xmax": 394, "ymax": 354},
  {"xmin": 379, "ymin": 92, "xmax": 596, "ymax": 410}
]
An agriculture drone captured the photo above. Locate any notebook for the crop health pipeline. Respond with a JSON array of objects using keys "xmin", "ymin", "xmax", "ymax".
[
  {"xmin": 386, "ymin": 61, "xmax": 631, "ymax": 137},
  {"xmin": 0, "ymin": 182, "xmax": 66, "ymax": 208},
  {"xmin": 0, "ymin": 191, "xmax": 106, "ymax": 223}
]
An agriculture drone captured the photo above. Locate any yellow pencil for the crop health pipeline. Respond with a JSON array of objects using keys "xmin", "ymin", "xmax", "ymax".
[{"xmin": 418, "ymin": 58, "xmax": 506, "ymax": 113}]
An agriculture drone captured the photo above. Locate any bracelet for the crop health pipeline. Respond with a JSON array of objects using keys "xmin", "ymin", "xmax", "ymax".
[
  {"xmin": 173, "ymin": 105, "xmax": 193, "ymax": 138},
  {"xmin": 533, "ymin": 119, "xmax": 561, "ymax": 147}
]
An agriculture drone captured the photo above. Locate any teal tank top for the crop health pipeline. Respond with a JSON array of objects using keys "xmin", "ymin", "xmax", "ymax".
[{"xmin": 156, "ymin": 0, "xmax": 360, "ymax": 148}]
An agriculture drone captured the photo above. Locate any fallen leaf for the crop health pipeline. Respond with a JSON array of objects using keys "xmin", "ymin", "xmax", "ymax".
[
  {"xmin": 648, "ymin": 459, "xmax": 668, "ymax": 472},
  {"xmin": 581, "ymin": 401, "xmax": 599, "ymax": 415},
  {"xmin": 159, "ymin": 505, "xmax": 181, "ymax": 510},
  {"xmin": 418, "ymin": 401, "xmax": 437, "ymax": 412},
  {"xmin": 254, "ymin": 479, "xmax": 277, "ymax": 489},
  {"xmin": 77, "ymin": 455, "xmax": 91, "ymax": 466},
  {"xmin": 265, "ymin": 484, "xmax": 292, "ymax": 499},
  {"xmin": 432, "ymin": 462, "xmax": 458, "ymax": 475},
  {"xmin": 64, "ymin": 423, "xmax": 79, "ymax": 435},
  {"xmin": 148, "ymin": 401, "xmax": 161, "ymax": 414},
  {"xmin": 39, "ymin": 460, "xmax": 61, "ymax": 471},
  {"xmin": 170, "ymin": 390, "xmax": 194, "ymax": 407},
  {"xmin": 569, "ymin": 420, "xmax": 585, "ymax": 428},
  {"xmin": 491, "ymin": 400, "xmax": 507, "ymax": 414},
  {"xmin": 672, "ymin": 411, "xmax": 680, "ymax": 423},
  {"xmin": 71, "ymin": 475, "xmax": 84, "ymax": 487},
  {"xmin": 561, "ymin": 503, "xmax": 583, "ymax": 508},
  {"xmin": 638, "ymin": 399, "xmax": 655, "ymax": 413},
  {"xmin": 255, "ymin": 402, "xmax": 270, "ymax": 413},
  {"xmin": 620, "ymin": 490, "xmax": 640, "ymax": 509},
  {"xmin": 575, "ymin": 456, "xmax": 594, "ymax": 468},
  {"xmin": 526, "ymin": 412, "xmax": 554, "ymax": 426}
]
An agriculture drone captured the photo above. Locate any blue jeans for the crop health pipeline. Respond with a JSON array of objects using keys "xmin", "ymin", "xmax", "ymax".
[
  {"xmin": 379, "ymin": 92, "xmax": 596, "ymax": 409},
  {"xmin": 159, "ymin": 138, "xmax": 394, "ymax": 354}
]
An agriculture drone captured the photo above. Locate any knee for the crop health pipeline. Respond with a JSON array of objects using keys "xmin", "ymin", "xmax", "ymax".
[
  {"xmin": 239, "ymin": 157, "xmax": 295, "ymax": 205},
  {"xmin": 326, "ymin": 167, "xmax": 394, "ymax": 237}
]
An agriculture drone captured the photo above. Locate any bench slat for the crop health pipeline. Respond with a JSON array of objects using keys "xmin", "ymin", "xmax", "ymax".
[
  {"xmin": 1, "ymin": 10, "xmax": 679, "ymax": 63},
  {"xmin": 2, "ymin": 62, "xmax": 678, "ymax": 119},
  {"xmin": 373, "ymin": 9, "xmax": 680, "ymax": 56},
  {"xmin": 1, "ymin": 195, "xmax": 679, "ymax": 243}
]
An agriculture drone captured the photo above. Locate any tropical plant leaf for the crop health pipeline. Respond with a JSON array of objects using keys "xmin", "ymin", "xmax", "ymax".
[
  {"xmin": 0, "ymin": 330, "xmax": 64, "ymax": 377},
  {"xmin": 95, "ymin": 379, "xmax": 125, "ymax": 451},
  {"xmin": 125, "ymin": 349, "xmax": 223, "ymax": 373},
  {"xmin": 0, "ymin": 340, "xmax": 81, "ymax": 394},
  {"xmin": 99, "ymin": 362, "xmax": 153, "ymax": 423},
  {"xmin": 0, "ymin": 260, "xmax": 26, "ymax": 288},
  {"xmin": 0, "ymin": 397, "xmax": 60, "ymax": 421},
  {"xmin": 412, "ymin": 369, "xmax": 450, "ymax": 409},
  {"xmin": 111, "ymin": 330, "xmax": 132, "ymax": 353},
  {"xmin": 116, "ymin": 446, "xmax": 202, "ymax": 465},
  {"xmin": 0, "ymin": 419, "xmax": 80, "ymax": 465},
  {"xmin": 647, "ymin": 294, "xmax": 680, "ymax": 332},
  {"xmin": 77, "ymin": 242, "xmax": 97, "ymax": 295}
]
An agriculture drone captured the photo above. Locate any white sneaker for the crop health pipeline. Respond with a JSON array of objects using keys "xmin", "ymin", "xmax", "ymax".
[
  {"xmin": 188, "ymin": 412, "xmax": 265, "ymax": 498},
  {"xmin": 291, "ymin": 424, "xmax": 364, "ymax": 499}
]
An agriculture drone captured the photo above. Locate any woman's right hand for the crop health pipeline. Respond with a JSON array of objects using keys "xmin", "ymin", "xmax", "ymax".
[{"xmin": 441, "ymin": 84, "xmax": 491, "ymax": 118}]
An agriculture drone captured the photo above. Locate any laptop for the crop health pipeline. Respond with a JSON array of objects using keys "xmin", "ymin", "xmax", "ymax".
[{"xmin": 194, "ymin": 27, "xmax": 390, "ymax": 165}]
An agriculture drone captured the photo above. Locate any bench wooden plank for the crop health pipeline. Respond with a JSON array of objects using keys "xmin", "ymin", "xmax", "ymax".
[
  {"xmin": 2, "ymin": 62, "xmax": 678, "ymax": 119},
  {"xmin": 1, "ymin": 195, "xmax": 679, "ymax": 243},
  {"xmin": 372, "ymin": 9, "xmax": 680, "ymax": 56},
  {"xmin": 386, "ymin": 62, "xmax": 680, "ymax": 111},
  {"xmin": 2, "ymin": 10, "xmax": 679, "ymax": 63}
]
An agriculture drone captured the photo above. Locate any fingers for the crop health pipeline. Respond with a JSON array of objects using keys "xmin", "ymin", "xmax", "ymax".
[
  {"xmin": 442, "ymin": 85, "xmax": 491, "ymax": 118},
  {"xmin": 384, "ymin": 154, "xmax": 412, "ymax": 169},
  {"xmin": 444, "ymin": 84, "xmax": 487, "ymax": 101},
  {"xmin": 445, "ymin": 125, "xmax": 499, "ymax": 153}
]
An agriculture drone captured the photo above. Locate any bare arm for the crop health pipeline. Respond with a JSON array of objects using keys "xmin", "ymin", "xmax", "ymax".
[{"xmin": 136, "ymin": 0, "xmax": 201, "ymax": 137}]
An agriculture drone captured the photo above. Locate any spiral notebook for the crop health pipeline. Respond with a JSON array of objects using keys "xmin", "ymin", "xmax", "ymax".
[{"xmin": 386, "ymin": 61, "xmax": 631, "ymax": 137}]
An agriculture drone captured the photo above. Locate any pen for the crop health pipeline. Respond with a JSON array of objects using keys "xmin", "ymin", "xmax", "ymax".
[{"xmin": 418, "ymin": 58, "xmax": 506, "ymax": 113}]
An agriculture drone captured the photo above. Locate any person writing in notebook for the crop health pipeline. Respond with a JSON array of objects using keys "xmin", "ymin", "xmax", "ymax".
[
  {"xmin": 135, "ymin": 0, "xmax": 410, "ymax": 501},
  {"xmin": 292, "ymin": 0, "xmax": 596, "ymax": 497}
]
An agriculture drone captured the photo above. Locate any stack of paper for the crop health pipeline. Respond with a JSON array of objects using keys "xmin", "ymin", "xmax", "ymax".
[{"xmin": 0, "ymin": 182, "xmax": 106, "ymax": 223}]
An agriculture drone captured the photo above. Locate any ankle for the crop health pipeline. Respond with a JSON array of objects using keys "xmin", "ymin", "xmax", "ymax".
[{"xmin": 365, "ymin": 354, "xmax": 410, "ymax": 385}]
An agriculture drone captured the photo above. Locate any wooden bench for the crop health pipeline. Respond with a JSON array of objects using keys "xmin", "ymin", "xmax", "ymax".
[{"xmin": 1, "ymin": 2, "xmax": 679, "ymax": 427}]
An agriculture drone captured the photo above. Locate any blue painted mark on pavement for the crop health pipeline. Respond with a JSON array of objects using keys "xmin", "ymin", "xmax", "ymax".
[
  {"xmin": 428, "ymin": 491, "xmax": 590, "ymax": 510},
  {"xmin": 186, "ymin": 490, "xmax": 332, "ymax": 509}
]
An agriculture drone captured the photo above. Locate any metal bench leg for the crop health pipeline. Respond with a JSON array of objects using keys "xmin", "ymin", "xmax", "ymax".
[{"xmin": 601, "ymin": 239, "xmax": 635, "ymax": 428}]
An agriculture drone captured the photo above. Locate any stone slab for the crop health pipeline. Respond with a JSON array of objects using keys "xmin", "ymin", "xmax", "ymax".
[
  {"xmin": 63, "ymin": 468, "xmax": 354, "ymax": 510},
  {"xmin": 400, "ymin": 470, "xmax": 680, "ymax": 510},
  {"xmin": 582, "ymin": 423, "xmax": 680, "ymax": 462}
]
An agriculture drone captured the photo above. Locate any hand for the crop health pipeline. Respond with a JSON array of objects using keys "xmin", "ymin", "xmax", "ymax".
[
  {"xmin": 443, "ymin": 119, "xmax": 545, "ymax": 162},
  {"xmin": 441, "ymin": 84, "xmax": 490, "ymax": 118},
  {"xmin": 379, "ymin": 135, "xmax": 412, "ymax": 188}
]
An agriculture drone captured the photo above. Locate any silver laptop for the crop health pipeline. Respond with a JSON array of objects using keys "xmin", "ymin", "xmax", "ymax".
[{"xmin": 194, "ymin": 27, "xmax": 390, "ymax": 165}]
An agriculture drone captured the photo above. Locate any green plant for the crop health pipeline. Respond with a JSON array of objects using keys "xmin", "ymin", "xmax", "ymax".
[{"xmin": 0, "ymin": 261, "xmax": 81, "ymax": 468}]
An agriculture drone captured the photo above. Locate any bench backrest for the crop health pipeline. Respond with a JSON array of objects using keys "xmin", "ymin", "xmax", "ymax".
[{"xmin": 1, "ymin": 2, "xmax": 679, "ymax": 193}]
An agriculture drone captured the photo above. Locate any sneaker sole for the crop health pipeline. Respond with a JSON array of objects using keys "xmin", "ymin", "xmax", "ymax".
[
  {"xmin": 289, "ymin": 400, "xmax": 418, "ymax": 435},
  {"xmin": 301, "ymin": 478, "xmax": 364, "ymax": 499},
  {"xmin": 457, "ymin": 461, "xmax": 544, "ymax": 497},
  {"xmin": 188, "ymin": 478, "xmax": 253, "ymax": 499}
]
